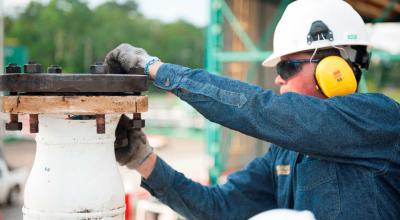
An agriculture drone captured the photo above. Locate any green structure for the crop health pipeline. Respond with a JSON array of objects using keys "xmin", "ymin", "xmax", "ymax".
[
  {"xmin": 4, "ymin": 46, "xmax": 28, "ymax": 68},
  {"xmin": 205, "ymin": 0, "xmax": 291, "ymax": 184}
]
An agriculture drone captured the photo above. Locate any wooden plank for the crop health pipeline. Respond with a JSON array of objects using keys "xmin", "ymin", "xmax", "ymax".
[
  {"xmin": 135, "ymin": 95, "xmax": 149, "ymax": 113},
  {"xmin": 0, "ymin": 96, "xmax": 148, "ymax": 114}
]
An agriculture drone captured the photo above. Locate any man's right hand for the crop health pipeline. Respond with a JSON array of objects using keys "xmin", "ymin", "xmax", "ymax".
[
  {"xmin": 105, "ymin": 43, "xmax": 150, "ymax": 74},
  {"xmin": 105, "ymin": 43, "xmax": 163, "ymax": 79}
]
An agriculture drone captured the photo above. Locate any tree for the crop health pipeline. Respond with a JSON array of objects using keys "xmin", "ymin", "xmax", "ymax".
[{"xmin": 5, "ymin": 0, "xmax": 204, "ymax": 73}]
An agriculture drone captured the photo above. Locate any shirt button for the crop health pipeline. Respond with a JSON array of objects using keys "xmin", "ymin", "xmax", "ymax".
[{"xmin": 164, "ymin": 78, "xmax": 170, "ymax": 87}]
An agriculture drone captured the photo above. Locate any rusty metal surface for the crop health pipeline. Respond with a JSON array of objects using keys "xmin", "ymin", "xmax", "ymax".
[
  {"xmin": 132, "ymin": 113, "xmax": 145, "ymax": 129},
  {"xmin": 29, "ymin": 114, "xmax": 39, "ymax": 133},
  {"xmin": 0, "ymin": 73, "xmax": 148, "ymax": 93},
  {"xmin": 5, "ymin": 114, "xmax": 23, "ymax": 131},
  {"xmin": 96, "ymin": 114, "xmax": 106, "ymax": 134}
]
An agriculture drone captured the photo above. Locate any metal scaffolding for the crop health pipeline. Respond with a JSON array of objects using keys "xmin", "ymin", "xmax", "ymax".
[{"xmin": 205, "ymin": 0, "xmax": 291, "ymax": 184}]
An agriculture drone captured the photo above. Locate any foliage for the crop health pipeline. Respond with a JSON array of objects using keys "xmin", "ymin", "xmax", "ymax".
[
  {"xmin": 5, "ymin": 0, "xmax": 205, "ymax": 72},
  {"xmin": 365, "ymin": 59, "xmax": 400, "ymax": 101}
]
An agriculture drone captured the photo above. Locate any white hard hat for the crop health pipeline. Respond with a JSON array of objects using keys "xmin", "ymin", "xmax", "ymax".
[{"xmin": 263, "ymin": 0, "xmax": 369, "ymax": 67}]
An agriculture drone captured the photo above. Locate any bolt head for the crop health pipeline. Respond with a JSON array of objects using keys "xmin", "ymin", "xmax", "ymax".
[
  {"xmin": 24, "ymin": 62, "xmax": 42, "ymax": 74},
  {"xmin": 5, "ymin": 63, "xmax": 21, "ymax": 74},
  {"xmin": 47, "ymin": 65, "xmax": 62, "ymax": 74},
  {"xmin": 90, "ymin": 62, "xmax": 108, "ymax": 74}
]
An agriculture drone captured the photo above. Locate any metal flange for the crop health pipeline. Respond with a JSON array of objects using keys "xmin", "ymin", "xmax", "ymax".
[
  {"xmin": 0, "ymin": 73, "xmax": 148, "ymax": 93},
  {"xmin": 1, "ymin": 62, "xmax": 148, "ymax": 134}
]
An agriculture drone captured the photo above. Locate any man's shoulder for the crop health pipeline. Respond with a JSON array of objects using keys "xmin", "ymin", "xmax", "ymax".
[
  {"xmin": 329, "ymin": 92, "xmax": 399, "ymax": 112},
  {"xmin": 343, "ymin": 92, "xmax": 397, "ymax": 103},
  {"xmin": 369, "ymin": 93, "xmax": 400, "ymax": 107}
]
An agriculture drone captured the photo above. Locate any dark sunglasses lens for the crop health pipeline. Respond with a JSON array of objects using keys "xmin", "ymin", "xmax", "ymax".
[{"xmin": 277, "ymin": 61, "xmax": 301, "ymax": 80}]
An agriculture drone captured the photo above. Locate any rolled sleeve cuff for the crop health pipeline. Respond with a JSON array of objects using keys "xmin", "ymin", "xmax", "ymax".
[
  {"xmin": 140, "ymin": 156, "xmax": 175, "ymax": 196},
  {"xmin": 153, "ymin": 63, "xmax": 188, "ymax": 90}
]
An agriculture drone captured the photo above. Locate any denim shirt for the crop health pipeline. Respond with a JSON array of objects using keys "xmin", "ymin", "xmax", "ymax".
[{"xmin": 141, "ymin": 64, "xmax": 400, "ymax": 220}]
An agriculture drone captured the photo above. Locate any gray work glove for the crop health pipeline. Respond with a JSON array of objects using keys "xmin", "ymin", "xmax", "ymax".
[
  {"xmin": 105, "ymin": 43, "xmax": 150, "ymax": 74},
  {"xmin": 114, "ymin": 114, "xmax": 153, "ymax": 169}
]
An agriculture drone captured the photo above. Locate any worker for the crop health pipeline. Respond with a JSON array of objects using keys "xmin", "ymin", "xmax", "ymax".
[{"xmin": 106, "ymin": 0, "xmax": 400, "ymax": 219}]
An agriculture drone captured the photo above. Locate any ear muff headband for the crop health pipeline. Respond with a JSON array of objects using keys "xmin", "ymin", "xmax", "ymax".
[{"xmin": 315, "ymin": 56, "xmax": 357, "ymax": 98}]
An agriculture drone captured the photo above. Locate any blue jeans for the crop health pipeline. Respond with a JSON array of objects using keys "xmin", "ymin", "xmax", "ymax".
[{"xmin": 141, "ymin": 64, "xmax": 400, "ymax": 220}]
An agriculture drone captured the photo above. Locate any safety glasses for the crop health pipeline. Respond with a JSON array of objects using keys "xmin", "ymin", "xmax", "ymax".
[{"xmin": 276, "ymin": 59, "xmax": 321, "ymax": 80}]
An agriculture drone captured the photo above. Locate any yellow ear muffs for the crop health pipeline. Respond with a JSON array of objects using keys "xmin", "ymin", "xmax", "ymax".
[{"xmin": 314, "ymin": 56, "xmax": 357, "ymax": 98}]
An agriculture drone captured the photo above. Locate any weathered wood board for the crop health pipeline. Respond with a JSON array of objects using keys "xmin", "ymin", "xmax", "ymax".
[{"xmin": 0, "ymin": 96, "xmax": 148, "ymax": 114}]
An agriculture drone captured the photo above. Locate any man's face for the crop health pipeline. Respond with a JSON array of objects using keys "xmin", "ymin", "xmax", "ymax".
[{"xmin": 274, "ymin": 52, "xmax": 325, "ymax": 99}]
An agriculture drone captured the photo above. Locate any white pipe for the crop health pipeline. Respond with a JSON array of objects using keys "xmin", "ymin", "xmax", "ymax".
[{"xmin": 23, "ymin": 114, "xmax": 125, "ymax": 220}]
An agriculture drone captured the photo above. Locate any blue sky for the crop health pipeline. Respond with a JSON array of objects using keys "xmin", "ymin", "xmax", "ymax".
[{"xmin": 4, "ymin": 0, "xmax": 210, "ymax": 27}]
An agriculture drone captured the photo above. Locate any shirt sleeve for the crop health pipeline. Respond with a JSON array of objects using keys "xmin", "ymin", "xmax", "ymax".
[
  {"xmin": 141, "ymin": 147, "xmax": 278, "ymax": 220},
  {"xmin": 153, "ymin": 64, "xmax": 400, "ymax": 171}
]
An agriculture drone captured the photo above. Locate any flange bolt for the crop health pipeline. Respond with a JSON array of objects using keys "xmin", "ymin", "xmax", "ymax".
[{"xmin": 24, "ymin": 61, "xmax": 42, "ymax": 74}]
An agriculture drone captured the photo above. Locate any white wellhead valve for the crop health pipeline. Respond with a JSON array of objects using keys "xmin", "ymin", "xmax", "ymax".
[
  {"xmin": 0, "ymin": 62, "xmax": 149, "ymax": 219},
  {"xmin": 23, "ymin": 114, "xmax": 125, "ymax": 219}
]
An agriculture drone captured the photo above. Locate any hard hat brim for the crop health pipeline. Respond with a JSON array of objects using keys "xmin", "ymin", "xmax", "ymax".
[{"xmin": 262, "ymin": 53, "xmax": 281, "ymax": 67}]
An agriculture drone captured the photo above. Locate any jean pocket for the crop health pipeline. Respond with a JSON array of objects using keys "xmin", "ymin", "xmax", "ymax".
[{"xmin": 295, "ymin": 160, "xmax": 340, "ymax": 220}]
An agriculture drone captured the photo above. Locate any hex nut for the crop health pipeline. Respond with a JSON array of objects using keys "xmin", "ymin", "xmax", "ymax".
[
  {"xmin": 5, "ymin": 122, "xmax": 23, "ymax": 131},
  {"xmin": 24, "ymin": 62, "xmax": 42, "ymax": 74},
  {"xmin": 132, "ymin": 119, "xmax": 145, "ymax": 129},
  {"xmin": 90, "ymin": 62, "xmax": 108, "ymax": 74},
  {"xmin": 6, "ymin": 64, "xmax": 22, "ymax": 74},
  {"xmin": 47, "ymin": 65, "xmax": 62, "ymax": 74}
]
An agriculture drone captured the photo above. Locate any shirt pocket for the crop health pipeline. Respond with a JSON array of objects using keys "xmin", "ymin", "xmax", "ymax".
[{"xmin": 294, "ymin": 160, "xmax": 340, "ymax": 220}]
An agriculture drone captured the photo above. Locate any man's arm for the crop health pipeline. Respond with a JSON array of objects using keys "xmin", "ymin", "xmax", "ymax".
[
  {"xmin": 151, "ymin": 63, "xmax": 400, "ymax": 170},
  {"xmin": 105, "ymin": 44, "xmax": 399, "ymax": 171},
  {"xmin": 113, "ymin": 112, "xmax": 278, "ymax": 220},
  {"xmin": 107, "ymin": 45, "xmax": 279, "ymax": 219}
]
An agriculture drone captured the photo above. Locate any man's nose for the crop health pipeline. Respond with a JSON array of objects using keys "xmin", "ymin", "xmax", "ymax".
[{"xmin": 274, "ymin": 75, "xmax": 286, "ymax": 86}]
